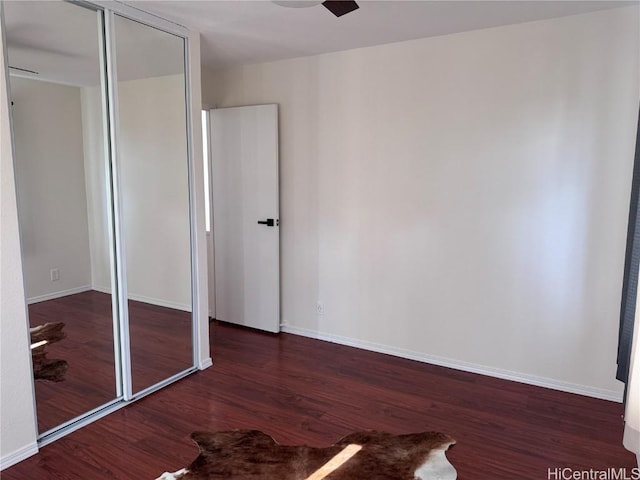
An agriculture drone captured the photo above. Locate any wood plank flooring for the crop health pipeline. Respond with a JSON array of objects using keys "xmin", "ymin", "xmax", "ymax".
[
  {"xmin": 28, "ymin": 291, "xmax": 192, "ymax": 433},
  {"xmin": 4, "ymin": 320, "xmax": 636, "ymax": 479}
]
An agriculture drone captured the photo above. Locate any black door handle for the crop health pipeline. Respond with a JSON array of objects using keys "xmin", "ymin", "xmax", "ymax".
[{"xmin": 257, "ymin": 218, "xmax": 276, "ymax": 227}]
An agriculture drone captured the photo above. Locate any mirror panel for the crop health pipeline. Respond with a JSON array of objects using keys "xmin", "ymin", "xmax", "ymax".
[
  {"xmin": 5, "ymin": 1, "xmax": 119, "ymax": 433},
  {"xmin": 113, "ymin": 14, "xmax": 193, "ymax": 393}
]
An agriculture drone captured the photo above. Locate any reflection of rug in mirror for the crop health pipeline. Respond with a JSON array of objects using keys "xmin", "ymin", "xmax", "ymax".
[
  {"xmin": 30, "ymin": 322, "xmax": 68, "ymax": 382},
  {"xmin": 157, "ymin": 429, "xmax": 456, "ymax": 480}
]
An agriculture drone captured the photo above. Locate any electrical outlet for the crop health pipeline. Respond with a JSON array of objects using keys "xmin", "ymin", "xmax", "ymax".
[
  {"xmin": 50, "ymin": 268, "xmax": 60, "ymax": 282},
  {"xmin": 316, "ymin": 301, "xmax": 324, "ymax": 315}
]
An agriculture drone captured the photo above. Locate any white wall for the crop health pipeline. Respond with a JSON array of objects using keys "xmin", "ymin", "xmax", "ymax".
[
  {"xmin": 203, "ymin": 6, "xmax": 640, "ymax": 400},
  {"xmin": 81, "ymin": 85, "xmax": 112, "ymax": 293},
  {"xmin": 83, "ymin": 75, "xmax": 192, "ymax": 310},
  {"xmin": 118, "ymin": 74, "xmax": 192, "ymax": 310},
  {"xmin": 10, "ymin": 77, "xmax": 92, "ymax": 303},
  {"xmin": 188, "ymin": 31, "xmax": 211, "ymax": 368},
  {"xmin": 0, "ymin": 12, "xmax": 38, "ymax": 467}
]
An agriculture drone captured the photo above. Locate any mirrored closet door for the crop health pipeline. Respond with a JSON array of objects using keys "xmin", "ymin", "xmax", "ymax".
[
  {"xmin": 5, "ymin": 0, "xmax": 119, "ymax": 435},
  {"xmin": 113, "ymin": 14, "xmax": 194, "ymax": 395},
  {"xmin": 4, "ymin": 0, "xmax": 197, "ymax": 438}
]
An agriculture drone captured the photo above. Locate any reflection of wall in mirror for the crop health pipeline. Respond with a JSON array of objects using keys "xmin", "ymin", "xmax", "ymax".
[
  {"xmin": 82, "ymin": 74, "xmax": 192, "ymax": 312},
  {"xmin": 11, "ymin": 77, "xmax": 92, "ymax": 303},
  {"xmin": 80, "ymin": 86, "xmax": 111, "ymax": 294}
]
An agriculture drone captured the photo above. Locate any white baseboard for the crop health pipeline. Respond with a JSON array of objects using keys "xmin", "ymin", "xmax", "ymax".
[
  {"xmin": 92, "ymin": 286, "xmax": 191, "ymax": 312},
  {"xmin": 127, "ymin": 293, "xmax": 191, "ymax": 312},
  {"xmin": 92, "ymin": 285, "xmax": 111, "ymax": 295},
  {"xmin": 27, "ymin": 285, "xmax": 91, "ymax": 304},
  {"xmin": 280, "ymin": 325, "xmax": 623, "ymax": 403},
  {"xmin": 199, "ymin": 357, "xmax": 213, "ymax": 370},
  {"xmin": 0, "ymin": 442, "xmax": 38, "ymax": 470}
]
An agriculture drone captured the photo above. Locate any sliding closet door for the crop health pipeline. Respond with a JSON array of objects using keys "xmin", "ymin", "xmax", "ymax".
[
  {"xmin": 112, "ymin": 15, "xmax": 193, "ymax": 395},
  {"xmin": 5, "ymin": 1, "xmax": 120, "ymax": 434},
  {"xmin": 4, "ymin": 0, "xmax": 202, "ymax": 443}
]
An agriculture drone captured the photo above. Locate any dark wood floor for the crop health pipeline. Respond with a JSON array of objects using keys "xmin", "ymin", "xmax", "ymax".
[
  {"xmin": 28, "ymin": 290, "xmax": 192, "ymax": 432},
  {"xmin": 4, "ymin": 320, "xmax": 636, "ymax": 479}
]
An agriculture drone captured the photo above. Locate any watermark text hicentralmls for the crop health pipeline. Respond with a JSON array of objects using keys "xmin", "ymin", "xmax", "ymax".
[{"xmin": 548, "ymin": 468, "xmax": 640, "ymax": 480}]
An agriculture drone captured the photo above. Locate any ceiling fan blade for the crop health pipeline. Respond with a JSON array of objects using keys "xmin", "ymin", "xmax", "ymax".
[{"xmin": 322, "ymin": 1, "xmax": 359, "ymax": 17}]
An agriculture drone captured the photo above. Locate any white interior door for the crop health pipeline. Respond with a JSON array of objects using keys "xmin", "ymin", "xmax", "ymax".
[{"xmin": 210, "ymin": 105, "xmax": 280, "ymax": 333}]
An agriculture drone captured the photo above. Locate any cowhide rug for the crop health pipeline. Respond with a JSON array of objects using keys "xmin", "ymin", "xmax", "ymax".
[
  {"xmin": 30, "ymin": 322, "xmax": 67, "ymax": 382},
  {"xmin": 156, "ymin": 429, "xmax": 456, "ymax": 480}
]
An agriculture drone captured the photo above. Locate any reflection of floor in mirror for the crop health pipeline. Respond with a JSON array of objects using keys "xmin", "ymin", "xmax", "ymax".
[{"xmin": 29, "ymin": 290, "xmax": 192, "ymax": 433}]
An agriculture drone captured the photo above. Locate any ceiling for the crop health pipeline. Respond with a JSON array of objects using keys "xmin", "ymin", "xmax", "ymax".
[
  {"xmin": 3, "ymin": 0, "xmax": 637, "ymax": 86},
  {"xmin": 4, "ymin": 0, "xmax": 184, "ymax": 86},
  {"xmin": 126, "ymin": 0, "xmax": 638, "ymax": 70}
]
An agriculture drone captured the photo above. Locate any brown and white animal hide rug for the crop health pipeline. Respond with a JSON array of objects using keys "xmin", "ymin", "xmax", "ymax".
[
  {"xmin": 30, "ymin": 322, "xmax": 67, "ymax": 382},
  {"xmin": 157, "ymin": 429, "xmax": 456, "ymax": 480}
]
